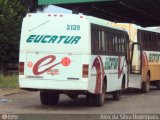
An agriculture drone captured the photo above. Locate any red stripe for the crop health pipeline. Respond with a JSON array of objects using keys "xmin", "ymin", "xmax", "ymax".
[
  {"xmin": 92, "ymin": 56, "xmax": 105, "ymax": 94},
  {"xmin": 118, "ymin": 56, "xmax": 124, "ymax": 79},
  {"xmin": 142, "ymin": 52, "xmax": 148, "ymax": 65}
]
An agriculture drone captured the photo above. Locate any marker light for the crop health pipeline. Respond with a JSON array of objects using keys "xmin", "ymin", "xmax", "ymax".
[
  {"xmin": 28, "ymin": 62, "xmax": 33, "ymax": 68},
  {"xmin": 28, "ymin": 14, "xmax": 31, "ymax": 17},
  {"xmin": 61, "ymin": 57, "xmax": 71, "ymax": 66}
]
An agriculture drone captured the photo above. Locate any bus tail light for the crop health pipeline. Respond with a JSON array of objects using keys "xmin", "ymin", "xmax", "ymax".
[
  {"xmin": 80, "ymin": 16, "xmax": 84, "ymax": 18},
  {"xmin": 48, "ymin": 14, "xmax": 51, "ymax": 16},
  {"xmin": 82, "ymin": 64, "xmax": 89, "ymax": 78},
  {"xmin": 19, "ymin": 62, "xmax": 24, "ymax": 75}
]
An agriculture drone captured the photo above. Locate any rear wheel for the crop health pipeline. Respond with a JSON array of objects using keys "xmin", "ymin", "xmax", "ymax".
[
  {"xmin": 86, "ymin": 82, "xmax": 106, "ymax": 107},
  {"xmin": 86, "ymin": 94, "xmax": 94, "ymax": 106},
  {"xmin": 112, "ymin": 78, "xmax": 124, "ymax": 101},
  {"xmin": 40, "ymin": 91, "xmax": 59, "ymax": 105},
  {"xmin": 141, "ymin": 74, "xmax": 150, "ymax": 93},
  {"xmin": 94, "ymin": 82, "xmax": 106, "ymax": 106},
  {"xmin": 157, "ymin": 81, "xmax": 160, "ymax": 90},
  {"xmin": 112, "ymin": 90, "xmax": 121, "ymax": 101},
  {"xmin": 121, "ymin": 78, "xmax": 126, "ymax": 91}
]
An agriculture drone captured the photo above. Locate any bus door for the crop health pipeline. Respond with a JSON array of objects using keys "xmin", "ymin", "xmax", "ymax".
[{"xmin": 129, "ymin": 42, "xmax": 142, "ymax": 88}]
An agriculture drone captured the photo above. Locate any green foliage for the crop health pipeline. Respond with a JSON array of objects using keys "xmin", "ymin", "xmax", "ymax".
[
  {"xmin": 0, "ymin": 74, "xmax": 19, "ymax": 88},
  {"xmin": 0, "ymin": 0, "xmax": 27, "ymax": 63},
  {"xmin": 0, "ymin": 0, "xmax": 46, "ymax": 74}
]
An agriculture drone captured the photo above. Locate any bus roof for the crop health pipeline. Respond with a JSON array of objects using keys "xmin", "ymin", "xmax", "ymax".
[
  {"xmin": 25, "ymin": 13, "xmax": 128, "ymax": 33},
  {"xmin": 111, "ymin": 22, "xmax": 160, "ymax": 34},
  {"xmin": 87, "ymin": 16, "xmax": 128, "ymax": 33},
  {"xmin": 139, "ymin": 27, "xmax": 160, "ymax": 33}
]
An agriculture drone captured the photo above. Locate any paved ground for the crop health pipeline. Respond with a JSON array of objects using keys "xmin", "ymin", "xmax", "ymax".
[
  {"xmin": 0, "ymin": 88, "xmax": 22, "ymax": 97},
  {"xmin": 0, "ymin": 87, "xmax": 160, "ymax": 115}
]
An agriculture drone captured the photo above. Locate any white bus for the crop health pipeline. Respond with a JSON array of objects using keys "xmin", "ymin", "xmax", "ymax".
[{"xmin": 19, "ymin": 13, "xmax": 129, "ymax": 106}]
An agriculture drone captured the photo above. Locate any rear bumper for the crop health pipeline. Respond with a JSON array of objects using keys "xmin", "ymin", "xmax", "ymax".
[{"xmin": 19, "ymin": 79, "xmax": 88, "ymax": 91}]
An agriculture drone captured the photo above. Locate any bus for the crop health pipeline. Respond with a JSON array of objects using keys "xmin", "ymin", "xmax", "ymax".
[
  {"xmin": 111, "ymin": 23, "xmax": 160, "ymax": 92},
  {"xmin": 19, "ymin": 13, "xmax": 129, "ymax": 106}
]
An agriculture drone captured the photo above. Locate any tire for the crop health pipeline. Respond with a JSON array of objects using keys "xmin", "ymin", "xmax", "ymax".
[
  {"xmin": 86, "ymin": 82, "xmax": 106, "ymax": 107},
  {"xmin": 157, "ymin": 81, "xmax": 160, "ymax": 90},
  {"xmin": 40, "ymin": 91, "xmax": 49, "ymax": 105},
  {"xmin": 40, "ymin": 91, "xmax": 59, "ymax": 105},
  {"xmin": 121, "ymin": 78, "xmax": 125, "ymax": 91},
  {"xmin": 112, "ymin": 90, "xmax": 121, "ymax": 101},
  {"xmin": 141, "ymin": 74, "xmax": 150, "ymax": 93},
  {"xmin": 86, "ymin": 94, "xmax": 94, "ymax": 106}
]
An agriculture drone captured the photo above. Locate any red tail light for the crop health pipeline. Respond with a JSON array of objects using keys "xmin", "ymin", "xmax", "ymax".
[
  {"xmin": 82, "ymin": 64, "xmax": 89, "ymax": 78},
  {"xmin": 19, "ymin": 62, "xmax": 24, "ymax": 75},
  {"xmin": 80, "ymin": 16, "xmax": 84, "ymax": 18}
]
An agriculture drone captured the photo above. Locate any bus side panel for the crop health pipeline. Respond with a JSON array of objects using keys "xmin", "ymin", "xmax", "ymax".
[
  {"xmin": 105, "ymin": 56, "xmax": 127, "ymax": 92},
  {"xmin": 88, "ymin": 55, "xmax": 127, "ymax": 94},
  {"xmin": 89, "ymin": 55, "xmax": 103, "ymax": 94},
  {"xmin": 142, "ymin": 51, "xmax": 160, "ymax": 81}
]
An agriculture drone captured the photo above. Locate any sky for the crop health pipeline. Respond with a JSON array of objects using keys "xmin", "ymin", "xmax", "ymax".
[{"xmin": 41, "ymin": 5, "xmax": 72, "ymax": 13}]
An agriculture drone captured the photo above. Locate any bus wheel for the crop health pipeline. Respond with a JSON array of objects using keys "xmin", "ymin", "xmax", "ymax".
[
  {"xmin": 94, "ymin": 83, "xmax": 106, "ymax": 106},
  {"xmin": 157, "ymin": 81, "xmax": 160, "ymax": 90},
  {"xmin": 112, "ymin": 90, "xmax": 121, "ymax": 101},
  {"xmin": 86, "ymin": 94, "xmax": 94, "ymax": 106},
  {"xmin": 40, "ymin": 91, "xmax": 59, "ymax": 105},
  {"xmin": 141, "ymin": 75, "xmax": 150, "ymax": 93},
  {"xmin": 86, "ymin": 83, "xmax": 106, "ymax": 107}
]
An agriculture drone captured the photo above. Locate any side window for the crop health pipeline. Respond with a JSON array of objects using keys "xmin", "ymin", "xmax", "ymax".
[
  {"xmin": 114, "ymin": 35, "xmax": 118, "ymax": 53},
  {"xmin": 143, "ymin": 32, "xmax": 146, "ymax": 50},
  {"xmin": 142, "ymin": 32, "xmax": 146, "ymax": 49},
  {"xmin": 148, "ymin": 33, "xmax": 152, "ymax": 50},
  {"xmin": 91, "ymin": 24, "xmax": 129, "ymax": 55},
  {"xmin": 104, "ymin": 31, "xmax": 108, "ymax": 53},
  {"xmin": 118, "ymin": 35, "xmax": 122, "ymax": 53},
  {"xmin": 101, "ymin": 31, "xmax": 105, "ymax": 53},
  {"xmin": 99, "ymin": 30, "xmax": 102, "ymax": 52},
  {"xmin": 108, "ymin": 33, "xmax": 113, "ymax": 53},
  {"xmin": 139, "ymin": 30, "xmax": 160, "ymax": 51},
  {"xmin": 121, "ymin": 37, "xmax": 125, "ymax": 53},
  {"xmin": 153, "ymin": 34, "xmax": 157, "ymax": 51},
  {"xmin": 91, "ymin": 28, "xmax": 99, "ymax": 53},
  {"xmin": 158, "ymin": 34, "xmax": 160, "ymax": 51}
]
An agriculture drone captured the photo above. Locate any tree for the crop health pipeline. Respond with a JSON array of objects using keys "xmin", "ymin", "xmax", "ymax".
[
  {"xmin": 0, "ymin": 0, "xmax": 27, "ymax": 73},
  {"xmin": 0, "ymin": 0, "xmax": 46, "ymax": 74},
  {"xmin": 22, "ymin": 0, "xmax": 46, "ymax": 12}
]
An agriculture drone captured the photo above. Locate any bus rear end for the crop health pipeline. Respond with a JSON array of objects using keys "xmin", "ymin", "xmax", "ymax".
[{"xmin": 19, "ymin": 13, "xmax": 91, "ymax": 105}]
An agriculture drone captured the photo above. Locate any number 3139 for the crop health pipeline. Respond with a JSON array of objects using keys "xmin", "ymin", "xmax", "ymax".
[{"xmin": 67, "ymin": 25, "xmax": 80, "ymax": 31}]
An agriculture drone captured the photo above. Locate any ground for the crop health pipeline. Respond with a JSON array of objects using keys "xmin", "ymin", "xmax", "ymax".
[{"xmin": 0, "ymin": 87, "xmax": 160, "ymax": 119}]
